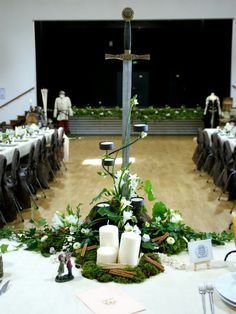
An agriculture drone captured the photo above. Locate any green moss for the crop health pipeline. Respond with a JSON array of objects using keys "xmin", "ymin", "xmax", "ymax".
[
  {"xmin": 75, "ymin": 250, "xmax": 97, "ymax": 266},
  {"xmin": 80, "ymin": 252, "xmax": 163, "ymax": 284}
]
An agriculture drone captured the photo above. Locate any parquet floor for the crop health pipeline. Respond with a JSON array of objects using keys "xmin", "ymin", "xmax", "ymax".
[{"xmin": 15, "ymin": 135, "xmax": 233, "ymax": 232}]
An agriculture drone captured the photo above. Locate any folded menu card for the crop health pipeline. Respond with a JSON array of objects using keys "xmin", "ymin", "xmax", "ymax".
[{"xmin": 78, "ymin": 282, "xmax": 145, "ymax": 314}]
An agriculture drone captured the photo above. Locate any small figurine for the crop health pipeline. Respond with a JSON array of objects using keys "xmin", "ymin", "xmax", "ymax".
[
  {"xmin": 55, "ymin": 253, "xmax": 65, "ymax": 282},
  {"xmin": 65, "ymin": 253, "xmax": 74, "ymax": 280},
  {"xmin": 55, "ymin": 252, "xmax": 74, "ymax": 283}
]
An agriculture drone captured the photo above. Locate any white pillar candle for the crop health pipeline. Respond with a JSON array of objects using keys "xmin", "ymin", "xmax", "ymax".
[
  {"xmin": 99, "ymin": 225, "xmax": 119, "ymax": 249},
  {"xmin": 118, "ymin": 232, "xmax": 141, "ymax": 267},
  {"xmin": 96, "ymin": 247, "xmax": 117, "ymax": 265}
]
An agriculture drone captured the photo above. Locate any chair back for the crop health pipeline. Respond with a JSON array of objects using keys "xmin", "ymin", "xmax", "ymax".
[
  {"xmin": 0, "ymin": 155, "xmax": 7, "ymax": 186},
  {"xmin": 11, "ymin": 149, "xmax": 20, "ymax": 182}
]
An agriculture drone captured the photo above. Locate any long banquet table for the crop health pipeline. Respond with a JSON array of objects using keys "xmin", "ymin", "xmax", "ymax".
[
  {"xmin": 0, "ymin": 240, "xmax": 236, "ymax": 314},
  {"xmin": 204, "ymin": 128, "xmax": 236, "ymax": 152},
  {"xmin": 0, "ymin": 130, "xmax": 54, "ymax": 165}
]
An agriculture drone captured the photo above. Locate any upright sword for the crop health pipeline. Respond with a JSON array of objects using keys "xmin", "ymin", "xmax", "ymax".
[{"xmin": 105, "ymin": 7, "xmax": 150, "ymax": 167}]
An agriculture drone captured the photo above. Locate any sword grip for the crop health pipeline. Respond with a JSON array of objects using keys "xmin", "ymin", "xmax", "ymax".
[{"xmin": 124, "ymin": 21, "xmax": 131, "ymax": 53}]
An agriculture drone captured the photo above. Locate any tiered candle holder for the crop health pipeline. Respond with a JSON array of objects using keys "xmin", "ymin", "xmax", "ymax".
[{"xmin": 99, "ymin": 124, "xmax": 148, "ymax": 178}]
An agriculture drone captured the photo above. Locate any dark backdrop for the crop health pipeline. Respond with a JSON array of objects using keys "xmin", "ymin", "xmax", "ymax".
[{"xmin": 35, "ymin": 19, "xmax": 232, "ymax": 113}]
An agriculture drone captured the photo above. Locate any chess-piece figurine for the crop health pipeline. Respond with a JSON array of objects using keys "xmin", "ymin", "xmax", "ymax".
[
  {"xmin": 204, "ymin": 92, "xmax": 221, "ymax": 128},
  {"xmin": 53, "ymin": 91, "xmax": 73, "ymax": 134}
]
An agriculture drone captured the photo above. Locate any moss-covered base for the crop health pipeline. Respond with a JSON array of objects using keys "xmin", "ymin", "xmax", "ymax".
[{"xmin": 75, "ymin": 251, "xmax": 163, "ymax": 284}]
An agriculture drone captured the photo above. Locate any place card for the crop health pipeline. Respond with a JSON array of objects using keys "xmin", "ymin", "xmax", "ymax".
[
  {"xmin": 188, "ymin": 239, "xmax": 213, "ymax": 269},
  {"xmin": 78, "ymin": 282, "xmax": 145, "ymax": 314}
]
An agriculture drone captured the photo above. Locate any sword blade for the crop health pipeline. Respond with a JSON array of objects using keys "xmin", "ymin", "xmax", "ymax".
[{"xmin": 122, "ymin": 60, "xmax": 132, "ymax": 168}]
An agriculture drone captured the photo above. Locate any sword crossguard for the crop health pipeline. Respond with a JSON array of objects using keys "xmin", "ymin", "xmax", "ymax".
[{"xmin": 105, "ymin": 53, "xmax": 150, "ymax": 61}]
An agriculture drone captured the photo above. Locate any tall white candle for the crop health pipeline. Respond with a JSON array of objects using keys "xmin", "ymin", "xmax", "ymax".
[
  {"xmin": 99, "ymin": 225, "xmax": 119, "ymax": 249},
  {"xmin": 96, "ymin": 247, "xmax": 117, "ymax": 265},
  {"xmin": 118, "ymin": 232, "xmax": 141, "ymax": 267}
]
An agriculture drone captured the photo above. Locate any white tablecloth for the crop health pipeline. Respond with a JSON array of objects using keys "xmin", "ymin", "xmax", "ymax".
[
  {"xmin": 0, "ymin": 130, "xmax": 54, "ymax": 165},
  {"xmin": 204, "ymin": 129, "xmax": 236, "ymax": 153},
  {"xmin": 0, "ymin": 241, "xmax": 236, "ymax": 314}
]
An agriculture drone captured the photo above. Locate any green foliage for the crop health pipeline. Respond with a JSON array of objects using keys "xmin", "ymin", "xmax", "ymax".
[
  {"xmin": 152, "ymin": 201, "xmax": 168, "ymax": 218},
  {"xmin": 80, "ymin": 252, "xmax": 162, "ymax": 284},
  {"xmin": 0, "ymin": 244, "xmax": 9, "ymax": 253},
  {"xmin": 72, "ymin": 105, "xmax": 204, "ymax": 121},
  {"xmin": 144, "ymin": 180, "xmax": 156, "ymax": 201},
  {"xmin": 0, "ymin": 227, "xmax": 14, "ymax": 240},
  {"xmin": 97, "ymin": 206, "xmax": 120, "ymax": 223}
]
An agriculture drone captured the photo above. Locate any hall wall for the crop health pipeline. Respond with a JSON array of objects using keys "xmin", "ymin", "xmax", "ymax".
[{"xmin": 1, "ymin": 0, "xmax": 236, "ymax": 122}]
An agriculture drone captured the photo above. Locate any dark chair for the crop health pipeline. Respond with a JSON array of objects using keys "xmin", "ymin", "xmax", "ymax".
[
  {"xmin": 202, "ymin": 131, "xmax": 214, "ymax": 175},
  {"xmin": 0, "ymin": 155, "xmax": 8, "ymax": 226},
  {"xmin": 217, "ymin": 141, "xmax": 234, "ymax": 199},
  {"xmin": 193, "ymin": 129, "xmax": 205, "ymax": 171},
  {"xmin": 46, "ymin": 130, "xmax": 61, "ymax": 179},
  {"xmin": 38, "ymin": 136, "xmax": 50, "ymax": 189},
  {"xmin": 19, "ymin": 144, "xmax": 39, "ymax": 209},
  {"xmin": 33, "ymin": 140, "xmax": 47, "ymax": 198},
  {"xmin": 4, "ymin": 149, "xmax": 24, "ymax": 222}
]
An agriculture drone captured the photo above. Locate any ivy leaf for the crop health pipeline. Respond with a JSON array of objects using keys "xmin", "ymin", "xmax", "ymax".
[
  {"xmin": 152, "ymin": 201, "xmax": 168, "ymax": 218},
  {"xmin": 144, "ymin": 180, "xmax": 156, "ymax": 201},
  {"xmin": 141, "ymin": 242, "xmax": 157, "ymax": 251},
  {"xmin": 0, "ymin": 244, "xmax": 9, "ymax": 253}
]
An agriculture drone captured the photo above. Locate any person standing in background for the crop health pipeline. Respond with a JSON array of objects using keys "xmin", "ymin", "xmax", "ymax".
[{"xmin": 53, "ymin": 90, "xmax": 73, "ymax": 134}]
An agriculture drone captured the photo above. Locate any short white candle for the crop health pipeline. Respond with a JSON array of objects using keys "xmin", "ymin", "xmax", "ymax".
[
  {"xmin": 96, "ymin": 247, "xmax": 117, "ymax": 265},
  {"xmin": 118, "ymin": 232, "xmax": 141, "ymax": 267},
  {"xmin": 99, "ymin": 225, "xmax": 119, "ymax": 249}
]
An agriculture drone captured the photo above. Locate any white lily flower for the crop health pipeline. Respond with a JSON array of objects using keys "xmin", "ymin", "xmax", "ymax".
[
  {"xmin": 123, "ymin": 210, "xmax": 133, "ymax": 224},
  {"xmin": 133, "ymin": 225, "xmax": 141, "ymax": 235},
  {"xmin": 69, "ymin": 226, "xmax": 76, "ymax": 234},
  {"xmin": 124, "ymin": 222, "xmax": 133, "ymax": 232},
  {"xmin": 65, "ymin": 215, "xmax": 78, "ymax": 225},
  {"xmin": 52, "ymin": 213, "xmax": 63, "ymax": 229},
  {"xmin": 120, "ymin": 197, "xmax": 132, "ymax": 211},
  {"xmin": 142, "ymin": 234, "xmax": 150, "ymax": 242},
  {"xmin": 67, "ymin": 236, "xmax": 73, "ymax": 242},
  {"xmin": 170, "ymin": 213, "xmax": 182, "ymax": 224},
  {"xmin": 81, "ymin": 228, "xmax": 91, "ymax": 235}
]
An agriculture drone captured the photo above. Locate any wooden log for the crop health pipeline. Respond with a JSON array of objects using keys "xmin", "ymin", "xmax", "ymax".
[
  {"xmin": 80, "ymin": 242, "xmax": 88, "ymax": 257},
  {"xmin": 109, "ymin": 269, "xmax": 136, "ymax": 278},
  {"xmin": 75, "ymin": 244, "xmax": 97, "ymax": 255},
  {"xmin": 143, "ymin": 255, "xmax": 165, "ymax": 272},
  {"xmin": 152, "ymin": 232, "xmax": 170, "ymax": 244}
]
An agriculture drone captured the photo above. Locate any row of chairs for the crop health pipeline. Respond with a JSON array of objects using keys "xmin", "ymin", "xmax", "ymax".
[
  {"xmin": 192, "ymin": 128, "xmax": 236, "ymax": 210},
  {"xmin": 0, "ymin": 128, "xmax": 66, "ymax": 226}
]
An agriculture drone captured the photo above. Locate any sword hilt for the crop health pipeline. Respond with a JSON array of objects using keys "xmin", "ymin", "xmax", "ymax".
[
  {"xmin": 124, "ymin": 21, "xmax": 131, "ymax": 54},
  {"xmin": 122, "ymin": 7, "xmax": 134, "ymax": 54}
]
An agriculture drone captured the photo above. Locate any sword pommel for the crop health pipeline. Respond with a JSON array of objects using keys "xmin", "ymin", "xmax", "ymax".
[{"xmin": 122, "ymin": 7, "xmax": 134, "ymax": 22}]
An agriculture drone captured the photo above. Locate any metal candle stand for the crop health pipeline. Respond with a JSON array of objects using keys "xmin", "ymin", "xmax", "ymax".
[{"xmin": 224, "ymin": 249, "xmax": 236, "ymax": 261}]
